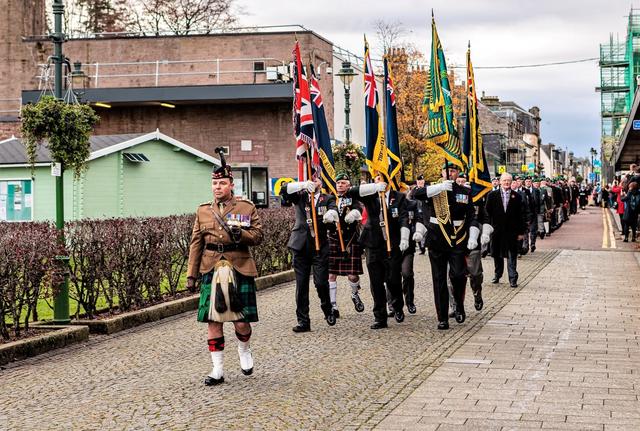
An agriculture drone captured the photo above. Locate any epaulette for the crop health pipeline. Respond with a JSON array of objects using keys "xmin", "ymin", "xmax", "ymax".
[{"xmin": 199, "ymin": 201, "xmax": 212, "ymax": 207}]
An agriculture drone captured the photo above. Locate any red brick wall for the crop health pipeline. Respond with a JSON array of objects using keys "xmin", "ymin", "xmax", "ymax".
[
  {"xmin": 0, "ymin": 120, "xmax": 20, "ymax": 140},
  {"xmin": 93, "ymin": 102, "xmax": 299, "ymax": 179}
]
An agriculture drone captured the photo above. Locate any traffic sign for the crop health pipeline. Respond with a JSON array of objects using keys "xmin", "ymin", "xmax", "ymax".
[
  {"xmin": 633, "ymin": 120, "xmax": 640, "ymax": 130},
  {"xmin": 520, "ymin": 164, "xmax": 528, "ymax": 172},
  {"xmin": 498, "ymin": 165, "xmax": 506, "ymax": 174}
]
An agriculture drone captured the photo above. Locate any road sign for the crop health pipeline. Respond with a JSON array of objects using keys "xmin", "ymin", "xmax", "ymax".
[
  {"xmin": 633, "ymin": 120, "xmax": 640, "ymax": 130},
  {"xmin": 521, "ymin": 164, "xmax": 528, "ymax": 172},
  {"xmin": 589, "ymin": 172, "xmax": 596, "ymax": 181},
  {"xmin": 593, "ymin": 159, "xmax": 601, "ymax": 168},
  {"xmin": 498, "ymin": 165, "xmax": 506, "ymax": 174},
  {"xmin": 527, "ymin": 162, "xmax": 535, "ymax": 172}
]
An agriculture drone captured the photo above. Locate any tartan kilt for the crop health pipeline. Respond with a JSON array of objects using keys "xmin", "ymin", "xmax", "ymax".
[
  {"xmin": 328, "ymin": 234, "xmax": 364, "ymax": 276},
  {"xmin": 197, "ymin": 270, "xmax": 258, "ymax": 323}
]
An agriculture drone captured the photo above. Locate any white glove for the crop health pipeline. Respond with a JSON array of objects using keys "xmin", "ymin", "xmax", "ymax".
[
  {"xmin": 412, "ymin": 222, "xmax": 426, "ymax": 243},
  {"xmin": 285, "ymin": 181, "xmax": 316, "ymax": 194},
  {"xmin": 467, "ymin": 226, "xmax": 480, "ymax": 250},
  {"xmin": 481, "ymin": 223, "xmax": 493, "ymax": 246},
  {"xmin": 399, "ymin": 227, "xmax": 410, "ymax": 252},
  {"xmin": 359, "ymin": 182, "xmax": 387, "ymax": 196},
  {"xmin": 322, "ymin": 209, "xmax": 339, "ymax": 224},
  {"xmin": 426, "ymin": 180, "xmax": 453, "ymax": 198},
  {"xmin": 344, "ymin": 209, "xmax": 362, "ymax": 224}
]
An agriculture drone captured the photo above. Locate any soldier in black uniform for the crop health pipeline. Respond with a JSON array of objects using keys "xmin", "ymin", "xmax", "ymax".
[
  {"xmin": 387, "ymin": 191, "xmax": 427, "ymax": 315},
  {"xmin": 282, "ymin": 178, "xmax": 339, "ymax": 332},
  {"xmin": 413, "ymin": 162, "xmax": 476, "ymax": 330},
  {"xmin": 345, "ymin": 175, "xmax": 409, "ymax": 329}
]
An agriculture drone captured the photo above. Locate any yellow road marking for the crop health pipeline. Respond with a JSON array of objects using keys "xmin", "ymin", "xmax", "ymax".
[
  {"xmin": 602, "ymin": 208, "xmax": 609, "ymax": 248},
  {"xmin": 608, "ymin": 209, "xmax": 617, "ymax": 249}
]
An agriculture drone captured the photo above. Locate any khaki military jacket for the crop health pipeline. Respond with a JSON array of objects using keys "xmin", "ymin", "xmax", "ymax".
[{"xmin": 187, "ymin": 196, "xmax": 263, "ymax": 278}]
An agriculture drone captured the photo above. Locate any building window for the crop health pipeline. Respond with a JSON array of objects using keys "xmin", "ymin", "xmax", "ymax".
[
  {"xmin": 0, "ymin": 179, "xmax": 33, "ymax": 221},
  {"xmin": 230, "ymin": 166, "xmax": 269, "ymax": 207},
  {"xmin": 240, "ymin": 140, "xmax": 252, "ymax": 152}
]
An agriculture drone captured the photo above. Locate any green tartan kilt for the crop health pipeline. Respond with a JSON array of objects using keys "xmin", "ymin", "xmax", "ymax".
[{"xmin": 197, "ymin": 270, "xmax": 259, "ymax": 323}]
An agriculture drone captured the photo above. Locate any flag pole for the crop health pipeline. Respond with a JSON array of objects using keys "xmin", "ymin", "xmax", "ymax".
[
  {"xmin": 336, "ymin": 207, "xmax": 346, "ymax": 252},
  {"xmin": 306, "ymin": 147, "xmax": 321, "ymax": 252},
  {"xmin": 378, "ymin": 175, "xmax": 392, "ymax": 256}
]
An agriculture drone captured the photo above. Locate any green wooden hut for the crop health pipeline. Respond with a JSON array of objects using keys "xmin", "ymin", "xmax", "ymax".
[{"xmin": 0, "ymin": 130, "xmax": 220, "ymax": 221}]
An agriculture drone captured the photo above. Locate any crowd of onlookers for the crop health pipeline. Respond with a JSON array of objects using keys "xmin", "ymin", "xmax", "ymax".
[{"xmin": 598, "ymin": 164, "xmax": 640, "ymax": 242}]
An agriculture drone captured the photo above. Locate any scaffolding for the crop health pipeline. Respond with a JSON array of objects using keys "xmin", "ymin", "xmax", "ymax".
[{"xmin": 598, "ymin": 8, "xmax": 640, "ymax": 178}]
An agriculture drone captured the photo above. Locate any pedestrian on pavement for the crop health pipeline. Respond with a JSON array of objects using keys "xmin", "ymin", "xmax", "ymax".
[
  {"xmin": 412, "ymin": 162, "xmax": 477, "ymax": 330},
  {"xmin": 485, "ymin": 173, "xmax": 527, "ymax": 288},
  {"xmin": 601, "ymin": 185, "xmax": 610, "ymax": 209},
  {"xmin": 579, "ymin": 184, "xmax": 588, "ymax": 210},
  {"xmin": 569, "ymin": 178, "xmax": 580, "ymax": 215},
  {"xmin": 345, "ymin": 174, "xmax": 409, "ymax": 329},
  {"xmin": 621, "ymin": 182, "xmax": 640, "ymax": 242},
  {"xmin": 282, "ymin": 176, "xmax": 339, "ymax": 333},
  {"xmin": 612, "ymin": 180, "xmax": 626, "ymax": 236},
  {"xmin": 328, "ymin": 172, "xmax": 366, "ymax": 317},
  {"xmin": 187, "ymin": 149, "xmax": 264, "ymax": 386},
  {"xmin": 523, "ymin": 176, "xmax": 540, "ymax": 252}
]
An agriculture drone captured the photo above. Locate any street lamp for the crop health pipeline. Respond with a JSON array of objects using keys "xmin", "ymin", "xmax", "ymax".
[
  {"xmin": 70, "ymin": 61, "xmax": 88, "ymax": 101},
  {"xmin": 335, "ymin": 61, "xmax": 357, "ymax": 143},
  {"xmin": 590, "ymin": 147, "xmax": 597, "ymax": 184}
]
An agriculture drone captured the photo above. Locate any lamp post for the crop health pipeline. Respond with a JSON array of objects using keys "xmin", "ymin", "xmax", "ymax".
[
  {"xmin": 335, "ymin": 61, "xmax": 357, "ymax": 143},
  {"xmin": 70, "ymin": 61, "xmax": 88, "ymax": 101},
  {"xmin": 51, "ymin": 0, "xmax": 70, "ymax": 324},
  {"xmin": 590, "ymin": 147, "xmax": 597, "ymax": 184}
]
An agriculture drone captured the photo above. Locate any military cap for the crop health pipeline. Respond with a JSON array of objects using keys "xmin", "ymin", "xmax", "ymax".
[
  {"xmin": 441, "ymin": 161, "xmax": 460, "ymax": 170},
  {"xmin": 458, "ymin": 172, "xmax": 467, "ymax": 179},
  {"xmin": 212, "ymin": 147, "xmax": 233, "ymax": 179},
  {"xmin": 335, "ymin": 171, "xmax": 350, "ymax": 182},
  {"xmin": 417, "ymin": 174, "xmax": 424, "ymax": 180}
]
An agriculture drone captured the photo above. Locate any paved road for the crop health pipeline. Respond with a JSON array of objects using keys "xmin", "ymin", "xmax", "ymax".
[
  {"xmin": 0, "ymin": 253, "xmax": 555, "ymax": 430},
  {"xmin": 1, "ymin": 207, "xmax": 637, "ymax": 430}
]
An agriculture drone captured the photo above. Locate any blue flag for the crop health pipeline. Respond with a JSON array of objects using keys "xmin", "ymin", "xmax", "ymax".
[{"xmin": 384, "ymin": 58, "xmax": 407, "ymax": 191}]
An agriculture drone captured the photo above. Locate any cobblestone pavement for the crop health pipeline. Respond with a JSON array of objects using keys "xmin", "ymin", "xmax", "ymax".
[
  {"xmin": 376, "ymin": 249, "xmax": 640, "ymax": 431},
  {"xmin": 0, "ymin": 249, "xmax": 557, "ymax": 431}
]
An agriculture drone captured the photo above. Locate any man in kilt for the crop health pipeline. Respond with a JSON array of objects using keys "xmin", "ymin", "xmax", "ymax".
[
  {"xmin": 187, "ymin": 148, "xmax": 264, "ymax": 386},
  {"xmin": 328, "ymin": 172, "xmax": 366, "ymax": 317}
]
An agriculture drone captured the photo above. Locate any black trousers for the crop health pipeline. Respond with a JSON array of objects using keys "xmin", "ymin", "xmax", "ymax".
[
  {"xmin": 366, "ymin": 245, "xmax": 404, "ymax": 323},
  {"xmin": 428, "ymin": 247, "xmax": 467, "ymax": 322},
  {"xmin": 292, "ymin": 241, "xmax": 332, "ymax": 326},
  {"xmin": 494, "ymin": 246, "xmax": 519, "ymax": 284},
  {"xmin": 386, "ymin": 251, "xmax": 415, "ymax": 309}
]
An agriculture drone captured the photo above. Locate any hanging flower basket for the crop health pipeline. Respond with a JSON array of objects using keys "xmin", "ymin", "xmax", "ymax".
[
  {"xmin": 333, "ymin": 142, "xmax": 367, "ymax": 183},
  {"xmin": 20, "ymin": 96, "xmax": 99, "ymax": 179}
]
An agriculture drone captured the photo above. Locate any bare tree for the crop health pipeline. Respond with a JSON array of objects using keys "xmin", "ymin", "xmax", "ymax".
[{"xmin": 373, "ymin": 19, "xmax": 407, "ymax": 58}]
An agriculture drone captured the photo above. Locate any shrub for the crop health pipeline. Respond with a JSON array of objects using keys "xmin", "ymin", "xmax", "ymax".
[
  {"xmin": 0, "ymin": 222, "xmax": 61, "ymax": 340},
  {"xmin": 1, "ymin": 207, "xmax": 294, "ymax": 329}
]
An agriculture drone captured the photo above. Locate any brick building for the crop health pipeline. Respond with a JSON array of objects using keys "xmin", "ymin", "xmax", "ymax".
[{"xmin": 1, "ymin": 1, "xmax": 341, "ymax": 206}]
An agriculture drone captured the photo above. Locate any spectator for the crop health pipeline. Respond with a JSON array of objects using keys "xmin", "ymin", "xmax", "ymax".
[
  {"xmin": 601, "ymin": 185, "xmax": 610, "ymax": 209},
  {"xmin": 611, "ymin": 180, "xmax": 626, "ymax": 236},
  {"xmin": 621, "ymin": 182, "xmax": 640, "ymax": 242}
]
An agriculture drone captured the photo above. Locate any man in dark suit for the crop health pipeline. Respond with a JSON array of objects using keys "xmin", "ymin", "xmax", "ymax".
[
  {"xmin": 485, "ymin": 173, "xmax": 527, "ymax": 288},
  {"xmin": 346, "ymin": 175, "xmax": 409, "ymax": 329},
  {"xmin": 282, "ymin": 178, "xmax": 339, "ymax": 332},
  {"xmin": 523, "ymin": 177, "xmax": 540, "ymax": 252}
]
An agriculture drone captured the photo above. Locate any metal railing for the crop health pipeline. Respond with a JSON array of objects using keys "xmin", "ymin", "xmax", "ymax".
[{"xmin": 36, "ymin": 57, "xmax": 290, "ymax": 89}]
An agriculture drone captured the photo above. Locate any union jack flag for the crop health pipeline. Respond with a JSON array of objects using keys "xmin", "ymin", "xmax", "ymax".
[
  {"xmin": 364, "ymin": 45, "xmax": 378, "ymax": 109},
  {"xmin": 292, "ymin": 41, "xmax": 315, "ymax": 179}
]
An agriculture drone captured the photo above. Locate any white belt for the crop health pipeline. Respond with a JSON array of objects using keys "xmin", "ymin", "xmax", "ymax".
[{"xmin": 430, "ymin": 217, "xmax": 463, "ymax": 227}]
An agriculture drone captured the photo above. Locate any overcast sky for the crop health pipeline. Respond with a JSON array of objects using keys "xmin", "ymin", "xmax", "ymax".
[{"xmin": 238, "ymin": 0, "xmax": 635, "ymax": 158}]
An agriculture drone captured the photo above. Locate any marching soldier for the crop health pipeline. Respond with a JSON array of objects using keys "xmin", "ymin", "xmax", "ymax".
[
  {"xmin": 187, "ymin": 148, "xmax": 264, "ymax": 386},
  {"xmin": 345, "ymin": 174, "xmax": 410, "ymax": 329},
  {"xmin": 282, "ymin": 177, "xmax": 339, "ymax": 333},
  {"xmin": 328, "ymin": 172, "xmax": 366, "ymax": 316},
  {"xmin": 413, "ymin": 162, "xmax": 477, "ymax": 330}
]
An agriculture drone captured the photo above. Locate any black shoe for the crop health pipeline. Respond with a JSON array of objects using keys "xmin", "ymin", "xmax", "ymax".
[
  {"xmin": 530, "ymin": 246, "xmax": 536, "ymax": 253},
  {"xmin": 370, "ymin": 320, "xmax": 388, "ymax": 330},
  {"xmin": 455, "ymin": 310, "xmax": 466, "ymax": 323},
  {"xmin": 492, "ymin": 277, "xmax": 500, "ymax": 284},
  {"xmin": 332, "ymin": 308, "xmax": 340, "ymax": 319},
  {"xmin": 510, "ymin": 282, "xmax": 518, "ymax": 288},
  {"xmin": 623, "ymin": 238, "xmax": 629, "ymax": 242},
  {"xmin": 474, "ymin": 293, "xmax": 483, "ymax": 311},
  {"xmin": 437, "ymin": 321, "xmax": 449, "ymax": 330},
  {"xmin": 204, "ymin": 375, "xmax": 224, "ymax": 386},
  {"xmin": 351, "ymin": 293, "xmax": 365, "ymax": 313},
  {"xmin": 292, "ymin": 324, "xmax": 311, "ymax": 333},
  {"xmin": 394, "ymin": 310, "xmax": 405, "ymax": 323},
  {"xmin": 326, "ymin": 312, "xmax": 337, "ymax": 326},
  {"xmin": 407, "ymin": 304, "xmax": 417, "ymax": 314}
]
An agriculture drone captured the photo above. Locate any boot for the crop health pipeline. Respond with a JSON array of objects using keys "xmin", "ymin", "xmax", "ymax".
[
  {"xmin": 331, "ymin": 302, "xmax": 340, "ymax": 318},
  {"xmin": 205, "ymin": 351, "xmax": 224, "ymax": 386},
  {"xmin": 237, "ymin": 341, "xmax": 254, "ymax": 376},
  {"xmin": 351, "ymin": 292, "xmax": 365, "ymax": 312}
]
